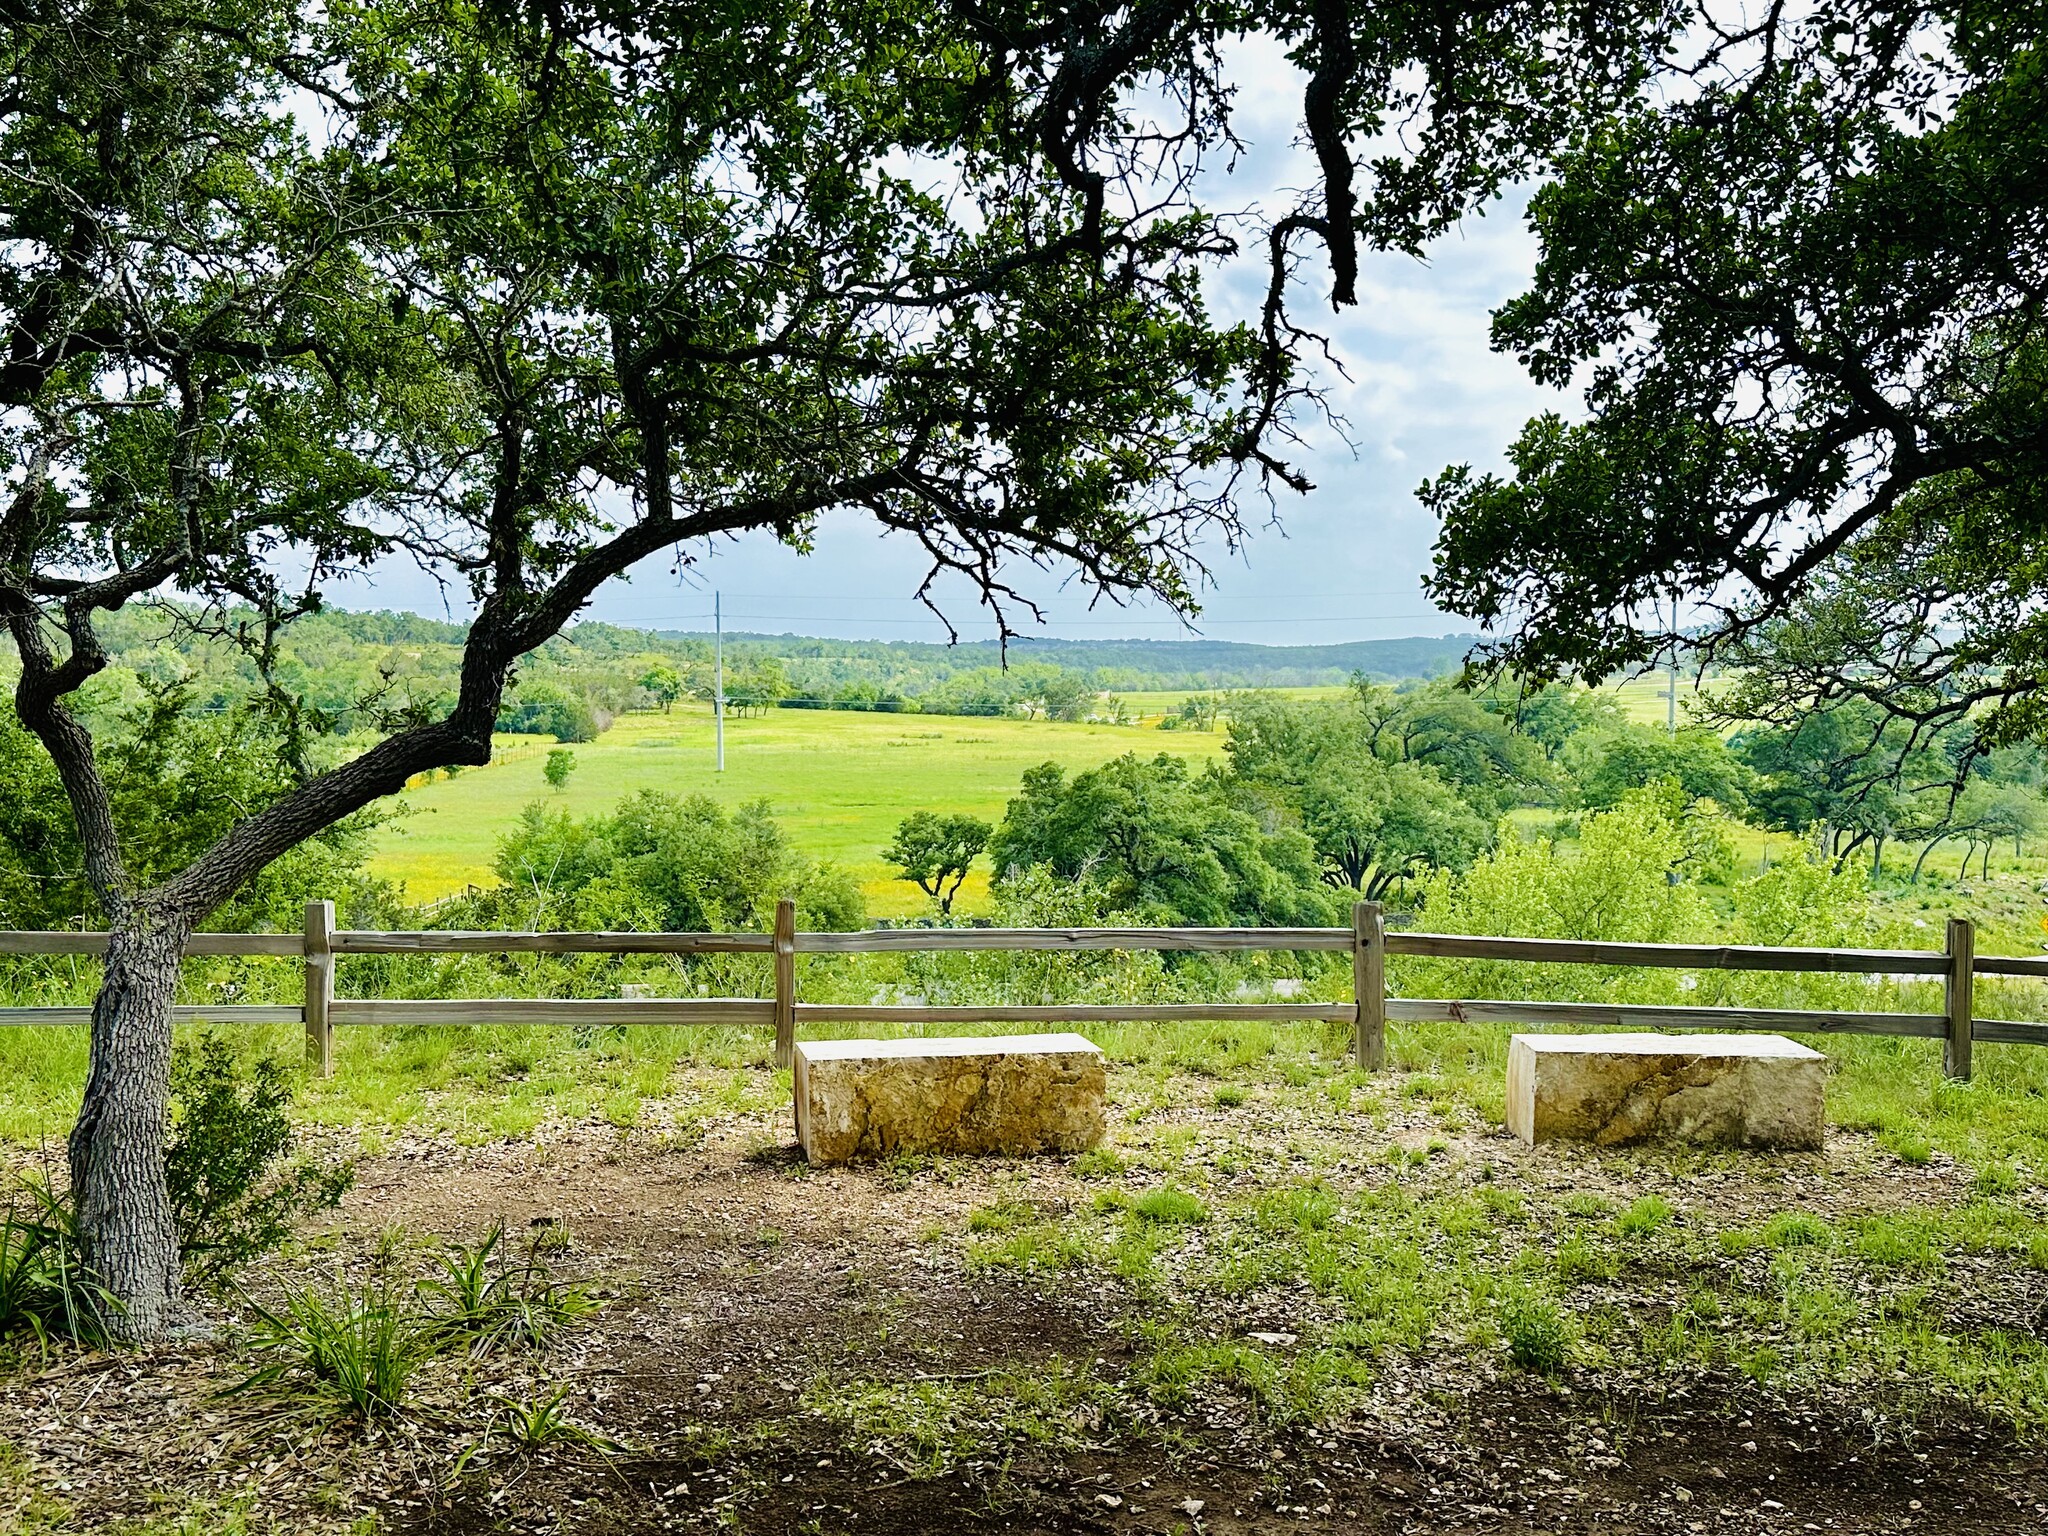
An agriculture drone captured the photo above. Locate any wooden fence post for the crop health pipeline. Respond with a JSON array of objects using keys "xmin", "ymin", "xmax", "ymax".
[
  {"xmin": 773, "ymin": 898, "xmax": 797, "ymax": 1070},
  {"xmin": 1353, "ymin": 900, "xmax": 1385, "ymax": 1072},
  {"xmin": 1944, "ymin": 914, "xmax": 1975, "ymax": 1082},
  {"xmin": 304, "ymin": 899, "xmax": 335, "ymax": 1078}
]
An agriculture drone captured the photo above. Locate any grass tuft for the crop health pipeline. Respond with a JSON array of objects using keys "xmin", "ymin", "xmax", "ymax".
[
  {"xmin": 1498, "ymin": 1290, "xmax": 1574, "ymax": 1375},
  {"xmin": 237, "ymin": 1276, "xmax": 432, "ymax": 1422},
  {"xmin": 420, "ymin": 1219, "xmax": 600, "ymax": 1355},
  {"xmin": 1126, "ymin": 1186, "xmax": 1207, "ymax": 1225},
  {"xmin": 0, "ymin": 1177, "xmax": 113, "ymax": 1351},
  {"xmin": 1616, "ymin": 1195, "xmax": 1675, "ymax": 1237}
]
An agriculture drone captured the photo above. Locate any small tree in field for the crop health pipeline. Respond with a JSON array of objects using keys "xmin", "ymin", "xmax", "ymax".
[
  {"xmin": 884, "ymin": 813, "xmax": 993, "ymax": 915},
  {"xmin": 639, "ymin": 666, "xmax": 684, "ymax": 714},
  {"xmin": 543, "ymin": 750, "xmax": 576, "ymax": 793},
  {"xmin": 2, "ymin": 0, "xmax": 1667, "ymax": 1336}
]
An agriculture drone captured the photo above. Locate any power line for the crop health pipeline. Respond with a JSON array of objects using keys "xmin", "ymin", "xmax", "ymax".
[
  {"xmin": 610, "ymin": 611, "xmax": 1453, "ymax": 630},
  {"xmin": 660, "ymin": 588, "xmax": 1434, "ymax": 604}
]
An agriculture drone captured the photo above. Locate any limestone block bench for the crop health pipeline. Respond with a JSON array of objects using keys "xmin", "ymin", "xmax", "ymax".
[
  {"xmin": 1506, "ymin": 1032, "xmax": 1825, "ymax": 1150},
  {"xmin": 794, "ymin": 1033, "xmax": 1106, "ymax": 1165}
]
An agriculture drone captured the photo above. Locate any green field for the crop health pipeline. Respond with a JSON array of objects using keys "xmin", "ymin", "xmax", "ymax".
[
  {"xmin": 1605, "ymin": 669, "xmax": 1732, "ymax": 726},
  {"xmin": 368, "ymin": 676, "xmax": 1740, "ymax": 917},
  {"xmin": 370, "ymin": 704, "xmax": 1227, "ymax": 913}
]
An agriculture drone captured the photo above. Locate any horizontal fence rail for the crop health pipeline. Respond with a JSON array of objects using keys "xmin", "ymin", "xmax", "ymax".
[
  {"xmin": 4, "ymin": 903, "xmax": 2045, "ymax": 1079},
  {"xmin": 793, "ymin": 1003, "xmax": 1359, "ymax": 1025},
  {"xmin": 0, "ymin": 932, "xmax": 305, "ymax": 957},
  {"xmin": 1386, "ymin": 999, "xmax": 1956, "ymax": 1040},
  {"xmin": 792, "ymin": 926, "xmax": 1355, "ymax": 954},
  {"xmin": 0, "ymin": 1005, "xmax": 310, "ymax": 1027},
  {"xmin": 333, "ymin": 930, "xmax": 775, "ymax": 955},
  {"xmin": 329, "ymin": 999, "xmax": 778, "ymax": 1027}
]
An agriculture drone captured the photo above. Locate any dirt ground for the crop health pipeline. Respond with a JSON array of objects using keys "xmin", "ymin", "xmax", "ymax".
[{"xmin": 6, "ymin": 1095, "xmax": 2047, "ymax": 1535}]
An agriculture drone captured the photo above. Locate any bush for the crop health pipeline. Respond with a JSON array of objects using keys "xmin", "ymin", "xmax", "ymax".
[
  {"xmin": 168, "ymin": 1035, "xmax": 354, "ymax": 1288},
  {"xmin": 499, "ymin": 682, "xmax": 601, "ymax": 742},
  {"xmin": 492, "ymin": 790, "xmax": 867, "ymax": 932}
]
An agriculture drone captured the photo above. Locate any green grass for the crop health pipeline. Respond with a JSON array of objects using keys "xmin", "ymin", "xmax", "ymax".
[
  {"xmin": 802, "ymin": 1361, "xmax": 1121, "ymax": 1480},
  {"xmin": 371, "ymin": 704, "xmax": 1226, "ymax": 911},
  {"xmin": 935, "ymin": 1130, "xmax": 2048, "ymax": 1438}
]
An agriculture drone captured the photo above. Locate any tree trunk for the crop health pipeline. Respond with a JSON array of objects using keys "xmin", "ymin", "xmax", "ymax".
[
  {"xmin": 1912, "ymin": 836, "xmax": 1945, "ymax": 882},
  {"xmin": 69, "ymin": 908, "xmax": 193, "ymax": 1340}
]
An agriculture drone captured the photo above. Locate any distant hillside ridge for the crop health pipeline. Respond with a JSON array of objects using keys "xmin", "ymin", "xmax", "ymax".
[
  {"xmin": 0, "ymin": 605, "xmax": 1480, "ymax": 738},
  {"xmin": 638, "ymin": 629, "xmax": 1480, "ymax": 689}
]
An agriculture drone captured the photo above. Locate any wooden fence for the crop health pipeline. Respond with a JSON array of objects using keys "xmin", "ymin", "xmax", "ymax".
[{"xmin": 4, "ymin": 901, "xmax": 2047, "ymax": 1082}]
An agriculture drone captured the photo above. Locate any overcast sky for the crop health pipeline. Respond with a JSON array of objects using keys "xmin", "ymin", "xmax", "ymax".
[{"xmin": 342, "ymin": 46, "xmax": 1565, "ymax": 648}]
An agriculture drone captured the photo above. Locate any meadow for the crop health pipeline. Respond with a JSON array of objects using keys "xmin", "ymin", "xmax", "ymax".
[
  {"xmin": 368, "ymin": 674, "xmax": 1715, "ymax": 916},
  {"xmin": 371, "ymin": 702, "xmax": 1228, "ymax": 911}
]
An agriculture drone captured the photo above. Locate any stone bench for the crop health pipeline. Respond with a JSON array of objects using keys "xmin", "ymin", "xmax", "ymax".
[
  {"xmin": 794, "ymin": 1033, "xmax": 1106, "ymax": 1165},
  {"xmin": 1505, "ymin": 1032, "xmax": 1825, "ymax": 1150}
]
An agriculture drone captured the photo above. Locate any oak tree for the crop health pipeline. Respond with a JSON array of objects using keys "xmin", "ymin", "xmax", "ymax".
[
  {"xmin": 883, "ymin": 812, "xmax": 993, "ymax": 915},
  {"xmin": 3, "ymin": 0, "xmax": 1670, "ymax": 1334},
  {"xmin": 1425, "ymin": 2, "xmax": 2048, "ymax": 777}
]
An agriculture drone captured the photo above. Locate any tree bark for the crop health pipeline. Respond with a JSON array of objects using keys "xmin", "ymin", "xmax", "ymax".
[{"xmin": 68, "ymin": 907, "xmax": 194, "ymax": 1340}]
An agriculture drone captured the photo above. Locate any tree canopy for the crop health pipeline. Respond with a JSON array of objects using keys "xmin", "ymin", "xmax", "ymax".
[
  {"xmin": 1423, "ymin": 2, "xmax": 2048, "ymax": 769},
  {"xmin": 988, "ymin": 754, "xmax": 1339, "ymax": 927},
  {"xmin": 495, "ymin": 791, "xmax": 864, "ymax": 933},
  {"xmin": 883, "ymin": 812, "xmax": 992, "ymax": 915},
  {"xmin": 1223, "ymin": 692, "xmax": 1495, "ymax": 896}
]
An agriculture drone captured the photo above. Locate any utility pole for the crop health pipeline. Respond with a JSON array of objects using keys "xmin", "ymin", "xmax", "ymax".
[
  {"xmin": 714, "ymin": 590, "xmax": 726, "ymax": 772},
  {"xmin": 1666, "ymin": 595, "xmax": 1678, "ymax": 735}
]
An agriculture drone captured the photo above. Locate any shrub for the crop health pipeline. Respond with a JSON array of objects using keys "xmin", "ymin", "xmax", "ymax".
[
  {"xmin": 499, "ymin": 682, "xmax": 601, "ymax": 742},
  {"xmin": 168, "ymin": 1035, "xmax": 354, "ymax": 1288}
]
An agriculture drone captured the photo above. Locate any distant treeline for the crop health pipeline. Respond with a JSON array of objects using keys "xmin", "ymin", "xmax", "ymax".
[
  {"xmin": 652, "ymin": 630, "xmax": 1478, "ymax": 690},
  {"xmin": 0, "ymin": 604, "xmax": 1476, "ymax": 743}
]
